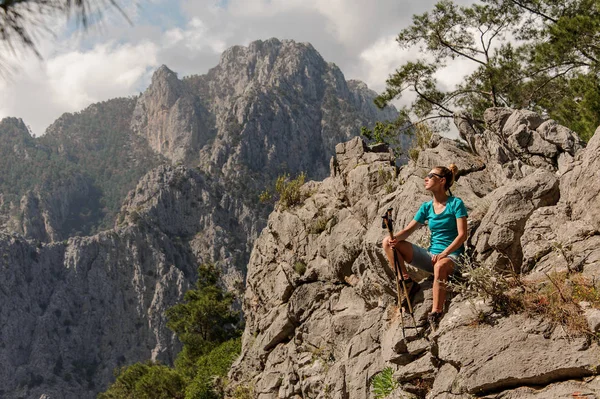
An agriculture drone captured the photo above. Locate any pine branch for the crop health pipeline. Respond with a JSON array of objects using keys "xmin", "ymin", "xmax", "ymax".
[{"xmin": 508, "ymin": 0, "xmax": 557, "ymax": 23}]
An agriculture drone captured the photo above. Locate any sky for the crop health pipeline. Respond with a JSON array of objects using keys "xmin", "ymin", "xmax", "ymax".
[{"xmin": 0, "ymin": 0, "xmax": 477, "ymax": 137}]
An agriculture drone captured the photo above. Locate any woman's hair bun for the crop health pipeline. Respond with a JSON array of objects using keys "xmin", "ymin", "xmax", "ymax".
[
  {"xmin": 434, "ymin": 164, "xmax": 459, "ymax": 192},
  {"xmin": 448, "ymin": 163, "xmax": 458, "ymax": 177}
]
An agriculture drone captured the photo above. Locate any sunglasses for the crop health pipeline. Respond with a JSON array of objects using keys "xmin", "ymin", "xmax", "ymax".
[{"xmin": 426, "ymin": 172, "xmax": 444, "ymax": 179}]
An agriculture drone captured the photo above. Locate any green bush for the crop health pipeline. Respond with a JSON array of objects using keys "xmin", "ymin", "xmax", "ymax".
[
  {"xmin": 408, "ymin": 148, "xmax": 420, "ymax": 162},
  {"xmin": 385, "ymin": 181, "xmax": 395, "ymax": 194},
  {"xmin": 99, "ymin": 264, "xmax": 244, "ymax": 399},
  {"xmin": 98, "ymin": 362, "xmax": 186, "ymax": 399},
  {"xmin": 231, "ymin": 383, "xmax": 254, "ymax": 399},
  {"xmin": 449, "ymin": 255, "xmax": 520, "ymax": 315},
  {"xmin": 371, "ymin": 367, "xmax": 398, "ymax": 399},
  {"xmin": 166, "ymin": 264, "xmax": 241, "ymax": 359},
  {"xmin": 275, "ymin": 172, "xmax": 307, "ymax": 210},
  {"xmin": 360, "ymin": 121, "xmax": 404, "ymax": 158},
  {"xmin": 184, "ymin": 338, "xmax": 241, "ymax": 399},
  {"xmin": 258, "ymin": 189, "xmax": 273, "ymax": 203},
  {"xmin": 294, "ymin": 261, "xmax": 307, "ymax": 276},
  {"xmin": 407, "ymin": 123, "xmax": 433, "ymax": 163},
  {"xmin": 308, "ymin": 217, "xmax": 328, "ymax": 234}
]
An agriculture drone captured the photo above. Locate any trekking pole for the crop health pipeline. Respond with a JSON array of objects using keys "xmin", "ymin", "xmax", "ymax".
[
  {"xmin": 382, "ymin": 208, "xmax": 419, "ymax": 334},
  {"xmin": 382, "ymin": 209, "xmax": 407, "ymax": 338}
]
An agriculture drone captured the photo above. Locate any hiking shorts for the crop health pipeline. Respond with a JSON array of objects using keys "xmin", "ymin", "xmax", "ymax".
[{"xmin": 408, "ymin": 244, "xmax": 461, "ymax": 276}]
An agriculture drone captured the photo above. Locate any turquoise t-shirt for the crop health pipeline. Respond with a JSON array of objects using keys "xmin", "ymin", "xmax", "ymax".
[{"xmin": 413, "ymin": 196, "xmax": 468, "ymax": 256}]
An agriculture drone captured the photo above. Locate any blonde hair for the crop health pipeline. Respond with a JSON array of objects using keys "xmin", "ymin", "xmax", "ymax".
[{"xmin": 434, "ymin": 164, "xmax": 459, "ymax": 193}]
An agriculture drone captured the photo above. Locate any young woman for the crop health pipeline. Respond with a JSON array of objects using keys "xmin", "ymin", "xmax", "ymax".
[{"xmin": 382, "ymin": 164, "xmax": 468, "ymax": 331}]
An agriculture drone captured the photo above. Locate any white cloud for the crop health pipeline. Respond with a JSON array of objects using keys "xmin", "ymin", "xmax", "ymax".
[
  {"xmin": 356, "ymin": 36, "xmax": 412, "ymax": 92},
  {"xmin": 46, "ymin": 41, "xmax": 158, "ymax": 108},
  {"xmin": 0, "ymin": 0, "xmax": 481, "ymax": 136},
  {"xmin": 0, "ymin": 41, "xmax": 158, "ymax": 135},
  {"xmin": 356, "ymin": 30, "xmax": 482, "ymax": 104},
  {"xmin": 355, "ymin": 32, "xmax": 482, "ymax": 139},
  {"xmin": 163, "ymin": 18, "xmax": 227, "ymax": 54}
]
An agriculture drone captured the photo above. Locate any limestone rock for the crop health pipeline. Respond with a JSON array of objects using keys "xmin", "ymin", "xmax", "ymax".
[
  {"xmin": 518, "ymin": 127, "xmax": 600, "ymax": 277},
  {"xmin": 14, "ymin": 174, "xmax": 97, "ymax": 242},
  {"xmin": 131, "ymin": 65, "xmax": 214, "ymax": 163},
  {"xmin": 187, "ymin": 38, "xmax": 399, "ymax": 186},
  {"xmin": 393, "ymin": 353, "xmax": 436, "ymax": 382},
  {"xmin": 484, "ymin": 376, "xmax": 600, "ymax": 398},
  {"xmin": 560, "ymin": 126, "xmax": 600, "ymax": 229},
  {"xmin": 388, "ymin": 388, "xmax": 419, "ymax": 399},
  {"xmin": 0, "ymin": 227, "xmax": 190, "ymax": 399},
  {"xmin": 520, "ymin": 204, "xmax": 600, "ymax": 275},
  {"xmin": 456, "ymin": 108, "xmax": 582, "ymax": 186},
  {"xmin": 118, "ymin": 164, "xmax": 257, "ymax": 293},
  {"xmin": 232, "ymin": 110, "xmax": 600, "ymax": 399},
  {"xmin": 536, "ymin": 119, "xmax": 583, "ymax": 156},
  {"xmin": 436, "ymin": 313, "xmax": 600, "ymax": 395},
  {"xmin": 472, "ymin": 169, "xmax": 560, "ymax": 271},
  {"xmin": 230, "ymin": 134, "xmax": 494, "ymax": 398},
  {"xmin": 502, "ymin": 109, "xmax": 545, "ymax": 136},
  {"xmin": 582, "ymin": 305, "xmax": 600, "ymax": 332},
  {"xmin": 429, "ymin": 363, "xmax": 461, "ymax": 398}
]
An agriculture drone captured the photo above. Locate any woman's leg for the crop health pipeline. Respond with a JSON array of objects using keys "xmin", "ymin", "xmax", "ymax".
[
  {"xmin": 432, "ymin": 258, "xmax": 455, "ymax": 312},
  {"xmin": 381, "ymin": 237, "xmax": 414, "ymax": 279}
]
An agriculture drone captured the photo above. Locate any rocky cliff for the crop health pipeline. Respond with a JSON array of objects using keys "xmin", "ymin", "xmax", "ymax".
[
  {"xmin": 142, "ymin": 38, "xmax": 399, "ymax": 185},
  {"xmin": 0, "ymin": 39, "xmax": 399, "ymax": 398},
  {"xmin": 0, "ymin": 100, "xmax": 164, "ymax": 240},
  {"xmin": 0, "ymin": 164, "xmax": 268, "ymax": 398},
  {"xmin": 230, "ymin": 109, "xmax": 600, "ymax": 398},
  {"xmin": 1, "ymin": 38, "xmax": 398, "ymax": 286},
  {"xmin": 2, "ymin": 38, "xmax": 398, "ymax": 243}
]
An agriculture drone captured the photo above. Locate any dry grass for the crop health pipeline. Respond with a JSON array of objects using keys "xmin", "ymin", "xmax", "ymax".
[
  {"xmin": 520, "ymin": 272, "xmax": 600, "ymax": 336},
  {"xmin": 410, "ymin": 377, "xmax": 434, "ymax": 398},
  {"xmin": 231, "ymin": 383, "xmax": 254, "ymax": 399},
  {"xmin": 450, "ymin": 256, "xmax": 600, "ymax": 340},
  {"xmin": 407, "ymin": 122, "xmax": 434, "ymax": 162},
  {"xmin": 308, "ymin": 216, "xmax": 329, "ymax": 234}
]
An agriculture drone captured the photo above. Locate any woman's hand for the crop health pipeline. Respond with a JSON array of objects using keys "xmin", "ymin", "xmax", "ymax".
[
  {"xmin": 388, "ymin": 237, "xmax": 398, "ymax": 249},
  {"xmin": 431, "ymin": 253, "xmax": 447, "ymax": 264},
  {"xmin": 390, "ymin": 220, "xmax": 422, "ymax": 246}
]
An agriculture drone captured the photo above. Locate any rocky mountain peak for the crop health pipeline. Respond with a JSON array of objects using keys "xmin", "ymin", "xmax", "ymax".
[
  {"xmin": 146, "ymin": 64, "xmax": 186, "ymax": 109},
  {"xmin": 0, "ymin": 117, "xmax": 32, "ymax": 140},
  {"xmin": 153, "ymin": 64, "xmax": 177, "ymax": 78},
  {"xmin": 130, "ymin": 63, "xmax": 209, "ymax": 163},
  {"xmin": 211, "ymin": 38, "xmax": 333, "ymax": 98},
  {"xmin": 0, "ymin": 117, "xmax": 37, "ymax": 174},
  {"xmin": 219, "ymin": 38, "xmax": 320, "ymax": 70},
  {"xmin": 132, "ymin": 39, "xmax": 398, "ymax": 184}
]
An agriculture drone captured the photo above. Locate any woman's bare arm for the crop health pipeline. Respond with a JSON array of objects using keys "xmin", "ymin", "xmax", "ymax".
[{"xmin": 391, "ymin": 219, "xmax": 422, "ymax": 243}]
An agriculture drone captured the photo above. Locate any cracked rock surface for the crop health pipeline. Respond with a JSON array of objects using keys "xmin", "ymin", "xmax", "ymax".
[{"xmin": 230, "ymin": 110, "xmax": 600, "ymax": 398}]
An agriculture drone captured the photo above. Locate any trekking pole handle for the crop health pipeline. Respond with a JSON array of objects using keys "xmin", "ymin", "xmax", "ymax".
[{"xmin": 381, "ymin": 208, "xmax": 394, "ymax": 239}]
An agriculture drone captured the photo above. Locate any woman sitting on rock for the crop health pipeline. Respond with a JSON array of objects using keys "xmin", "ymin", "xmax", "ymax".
[{"xmin": 382, "ymin": 164, "xmax": 468, "ymax": 331}]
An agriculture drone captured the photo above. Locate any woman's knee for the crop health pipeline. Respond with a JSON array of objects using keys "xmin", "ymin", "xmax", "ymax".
[
  {"xmin": 434, "ymin": 259, "xmax": 454, "ymax": 278},
  {"xmin": 382, "ymin": 236, "xmax": 391, "ymax": 248}
]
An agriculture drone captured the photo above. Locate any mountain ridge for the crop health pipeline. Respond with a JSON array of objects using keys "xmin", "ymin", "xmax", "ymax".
[{"xmin": 0, "ymin": 38, "xmax": 400, "ymax": 398}]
